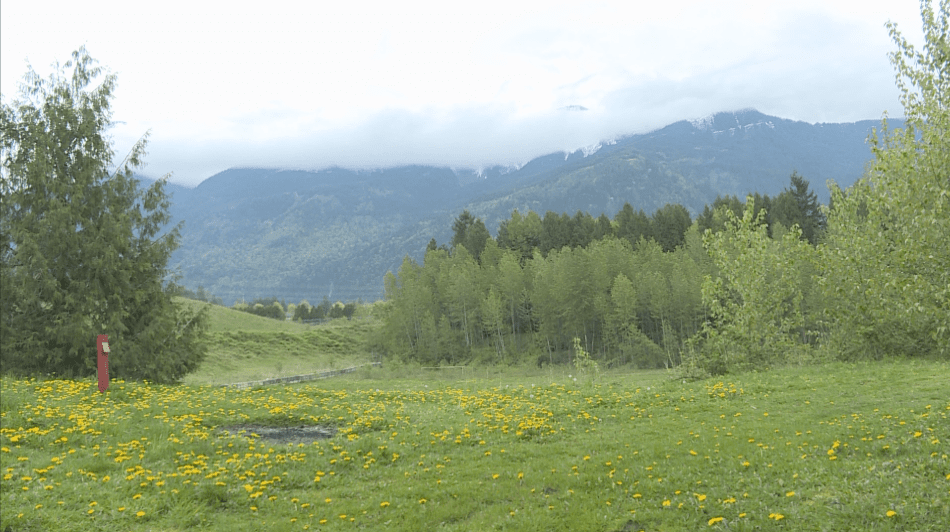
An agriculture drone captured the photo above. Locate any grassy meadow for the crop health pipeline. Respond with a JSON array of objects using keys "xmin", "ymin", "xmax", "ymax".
[
  {"xmin": 2, "ymin": 350, "xmax": 948, "ymax": 531},
  {"xmin": 174, "ymin": 298, "xmax": 377, "ymax": 386}
]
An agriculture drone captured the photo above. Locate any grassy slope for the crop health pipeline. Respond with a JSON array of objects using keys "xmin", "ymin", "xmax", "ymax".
[
  {"xmin": 1, "ymin": 360, "xmax": 947, "ymax": 531},
  {"xmin": 174, "ymin": 298, "xmax": 376, "ymax": 386}
]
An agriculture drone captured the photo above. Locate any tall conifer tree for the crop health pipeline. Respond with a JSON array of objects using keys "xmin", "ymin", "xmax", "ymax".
[{"xmin": 1, "ymin": 47, "xmax": 208, "ymax": 382}]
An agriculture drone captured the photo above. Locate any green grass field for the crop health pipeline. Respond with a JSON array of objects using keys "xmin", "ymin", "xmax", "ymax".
[
  {"xmin": 2, "ymin": 359, "xmax": 948, "ymax": 531},
  {"xmin": 174, "ymin": 299, "xmax": 377, "ymax": 386}
]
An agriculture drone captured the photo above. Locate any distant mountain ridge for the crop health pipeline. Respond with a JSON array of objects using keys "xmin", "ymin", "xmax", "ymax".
[{"xmin": 144, "ymin": 110, "xmax": 899, "ymax": 306}]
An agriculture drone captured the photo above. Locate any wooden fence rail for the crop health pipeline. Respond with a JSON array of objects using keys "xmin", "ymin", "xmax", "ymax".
[{"xmin": 221, "ymin": 362, "xmax": 382, "ymax": 390}]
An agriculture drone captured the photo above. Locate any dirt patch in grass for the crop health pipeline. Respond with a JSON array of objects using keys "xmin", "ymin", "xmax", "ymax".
[{"xmin": 217, "ymin": 423, "xmax": 336, "ymax": 445}]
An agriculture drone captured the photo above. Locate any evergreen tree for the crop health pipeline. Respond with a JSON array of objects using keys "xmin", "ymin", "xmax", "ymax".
[
  {"xmin": 697, "ymin": 195, "xmax": 744, "ymax": 235},
  {"xmin": 465, "ymin": 218, "xmax": 491, "ymax": 262},
  {"xmin": 451, "ymin": 209, "xmax": 490, "ymax": 261},
  {"xmin": 450, "ymin": 210, "xmax": 475, "ymax": 249},
  {"xmin": 788, "ymin": 171, "xmax": 825, "ymax": 244},
  {"xmin": 651, "ymin": 203, "xmax": 692, "ymax": 252},
  {"xmin": 293, "ymin": 301, "xmax": 311, "ymax": 321},
  {"xmin": 614, "ymin": 203, "xmax": 652, "ymax": 248},
  {"xmin": 540, "ymin": 211, "xmax": 572, "ymax": 254},
  {"xmin": 0, "ymin": 47, "xmax": 208, "ymax": 383},
  {"xmin": 594, "ymin": 213, "xmax": 613, "ymax": 241},
  {"xmin": 568, "ymin": 211, "xmax": 597, "ymax": 249},
  {"xmin": 497, "ymin": 209, "xmax": 542, "ymax": 263}
]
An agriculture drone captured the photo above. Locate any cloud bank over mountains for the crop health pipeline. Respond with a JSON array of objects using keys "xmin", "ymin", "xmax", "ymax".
[{"xmin": 1, "ymin": 1, "xmax": 922, "ymax": 187}]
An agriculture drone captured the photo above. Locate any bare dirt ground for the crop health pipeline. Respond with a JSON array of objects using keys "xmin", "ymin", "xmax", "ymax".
[{"xmin": 216, "ymin": 424, "xmax": 336, "ymax": 445}]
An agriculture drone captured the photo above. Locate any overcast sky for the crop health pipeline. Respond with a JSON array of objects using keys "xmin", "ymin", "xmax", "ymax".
[{"xmin": 2, "ymin": 1, "xmax": 928, "ymax": 188}]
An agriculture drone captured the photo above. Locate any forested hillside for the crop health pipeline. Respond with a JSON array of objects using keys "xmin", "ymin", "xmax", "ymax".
[{"xmin": 148, "ymin": 111, "xmax": 895, "ymax": 306}]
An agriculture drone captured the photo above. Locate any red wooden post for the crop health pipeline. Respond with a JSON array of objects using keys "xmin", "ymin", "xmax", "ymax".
[{"xmin": 97, "ymin": 334, "xmax": 109, "ymax": 392}]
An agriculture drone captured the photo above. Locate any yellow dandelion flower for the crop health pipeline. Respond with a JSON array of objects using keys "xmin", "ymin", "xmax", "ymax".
[
  {"xmin": 662, "ymin": 500, "xmax": 671, "ymax": 507},
  {"xmin": 380, "ymin": 501, "xmax": 390, "ymax": 508},
  {"xmin": 786, "ymin": 491, "xmax": 795, "ymax": 497},
  {"xmin": 136, "ymin": 511, "xmax": 145, "ymax": 517},
  {"xmin": 886, "ymin": 510, "xmax": 897, "ymax": 517},
  {"xmin": 708, "ymin": 516, "xmax": 723, "ymax": 525}
]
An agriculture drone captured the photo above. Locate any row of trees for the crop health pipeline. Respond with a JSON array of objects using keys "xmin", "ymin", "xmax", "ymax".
[
  {"xmin": 227, "ymin": 295, "xmax": 360, "ymax": 321},
  {"xmin": 175, "ymin": 285, "xmax": 362, "ymax": 322},
  {"xmin": 441, "ymin": 200, "xmax": 695, "ymax": 267},
  {"xmin": 447, "ymin": 172, "xmax": 827, "ymax": 268},
  {"xmin": 290, "ymin": 298, "xmax": 358, "ymax": 321},
  {"xmin": 177, "ymin": 285, "xmax": 225, "ymax": 306},
  {"xmin": 376, "ymin": 174, "xmax": 827, "ymax": 369},
  {"xmin": 695, "ymin": 171, "xmax": 826, "ymax": 244}
]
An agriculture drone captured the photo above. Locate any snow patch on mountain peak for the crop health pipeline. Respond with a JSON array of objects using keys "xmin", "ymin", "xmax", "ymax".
[
  {"xmin": 689, "ymin": 114, "xmax": 716, "ymax": 130},
  {"xmin": 561, "ymin": 141, "xmax": 605, "ymax": 161},
  {"xmin": 581, "ymin": 142, "xmax": 603, "ymax": 157}
]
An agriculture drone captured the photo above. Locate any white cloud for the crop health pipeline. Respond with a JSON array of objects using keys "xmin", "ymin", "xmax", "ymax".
[{"xmin": 1, "ymin": 0, "xmax": 928, "ymax": 187}]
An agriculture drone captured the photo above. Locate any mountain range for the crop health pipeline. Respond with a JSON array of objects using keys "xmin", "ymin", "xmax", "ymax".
[{"xmin": 145, "ymin": 109, "xmax": 897, "ymax": 306}]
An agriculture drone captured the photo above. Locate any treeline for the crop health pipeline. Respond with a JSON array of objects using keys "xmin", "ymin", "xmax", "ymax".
[
  {"xmin": 177, "ymin": 285, "xmax": 225, "ymax": 306},
  {"xmin": 290, "ymin": 297, "xmax": 359, "ymax": 321},
  {"xmin": 233, "ymin": 296, "xmax": 291, "ymax": 320},
  {"xmin": 377, "ymin": 133, "xmax": 948, "ymax": 374},
  {"xmin": 375, "ymin": 171, "xmax": 829, "ymax": 370},
  {"xmin": 231, "ymin": 296, "xmax": 360, "ymax": 321},
  {"xmin": 177, "ymin": 287, "xmax": 361, "ymax": 322},
  {"xmin": 430, "ymin": 171, "xmax": 823, "ymax": 266}
]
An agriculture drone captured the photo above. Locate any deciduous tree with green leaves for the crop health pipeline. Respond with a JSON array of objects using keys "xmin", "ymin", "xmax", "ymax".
[
  {"xmin": 818, "ymin": 0, "xmax": 950, "ymax": 359},
  {"xmin": 691, "ymin": 197, "xmax": 815, "ymax": 375},
  {"xmin": 0, "ymin": 47, "xmax": 209, "ymax": 383}
]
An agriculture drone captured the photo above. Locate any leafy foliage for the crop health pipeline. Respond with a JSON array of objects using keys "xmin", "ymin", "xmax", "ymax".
[
  {"xmin": 0, "ymin": 47, "xmax": 208, "ymax": 383},
  {"xmin": 378, "ymin": 200, "xmax": 710, "ymax": 368},
  {"xmin": 689, "ymin": 198, "xmax": 816, "ymax": 374},
  {"xmin": 817, "ymin": 0, "xmax": 950, "ymax": 360}
]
